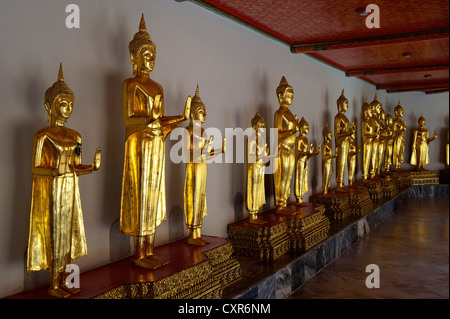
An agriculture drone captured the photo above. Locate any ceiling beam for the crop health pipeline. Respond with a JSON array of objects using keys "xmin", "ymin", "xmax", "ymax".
[
  {"xmin": 425, "ymin": 89, "xmax": 449, "ymax": 94},
  {"xmin": 291, "ymin": 29, "xmax": 449, "ymax": 54},
  {"xmin": 346, "ymin": 65, "xmax": 449, "ymax": 77},
  {"xmin": 378, "ymin": 82, "xmax": 449, "ymax": 90}
]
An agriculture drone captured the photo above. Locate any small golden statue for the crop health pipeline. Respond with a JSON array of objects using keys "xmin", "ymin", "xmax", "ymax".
[
  {"xmin": 383, "ymin": 112, "xmax": 394, "ymax": 172},
  {"xmin": 321, "ymin": 123, "xmax": 336, "ymax": 195},
  {"xmin": 184, "ymin": 85, "xmax": 225, "ymax": 244},
  {"xmin": 347, "ymin": 131, "xmax": 360, "ymax": 186},
  {"xmin": 273, "ymin": 76, "xmax": 299, "ymax": 213},
  {"xmin": 410, "ymin": 114, "xmax": 437, "ymax": 170},
  {"xmin": 27, "ymin": 64, "xmax": 102, "ymax": 298},
  {"xmin": 246, "ymin": 112, "xmax": 271, "ymax": 224},
  {"xmin": 361, "ymin": 98, "xmax": 375, "ymax": 180},
  {"xmin": 295, "ymin": 117, "xmax": 320, "ymax": 205},
  {"xmin": 377, "ymin": 108, "xmax": 388, "ymax": 174},
  {"xmin": 392, "ymin": 101, "xmax": 407, "ymax": 170},
  {"xmin": 120, "ymin": 14, "xmax": 191, "ymax": 268},
  {"xmin": 334, "ymin": 89, "xmax": 356, "ymax": 191}
]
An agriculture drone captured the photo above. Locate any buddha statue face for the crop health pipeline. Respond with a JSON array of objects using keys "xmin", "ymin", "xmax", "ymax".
[
  {"xmin": 132, "ymin": 45, "xmax": 155, "ymax": 75},
  {"xmin": 337, "ymin": 98, "xmax": 348, "ymax": 113},
  {"xmin": 363, "ymin": 104, "xmax": 372, "ymax": 119},
  {"xmin": 193, "ymin": 105, "xmax": 206, "ymax": 124},
  {"xmin": 278, "ymin": 86, "xmax": 294, "ymax": 107},
  {"xmin": 395, "ymin": 106, "xmax": 404, "ymax": 119},
  {"xmin": 45, "ymin": 94, "xmax": 74, "ymax": 124}
]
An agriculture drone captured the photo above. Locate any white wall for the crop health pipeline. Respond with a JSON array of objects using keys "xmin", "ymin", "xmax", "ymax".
[{"xmin": 0, "ymin": 0, "xmax": 448, "ymax": 297}]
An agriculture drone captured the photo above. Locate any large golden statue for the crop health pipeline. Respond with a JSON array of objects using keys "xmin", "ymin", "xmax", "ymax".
[
  {"xmin": 334, "ymin": 90, "xmax": 356, "ymax": 191},
  {"xmin": 410, "ymin": 114, "xmax": 437, "ymax": 170},
  {"xmin": 295, "ymin": 117, "xmax": 320, "ymax": 205},
  {"xmin": 392, "ymin": 101, "xmax": 407, "ymax": 170},
  {"xmin": 361, "ymin": 98, "xmax": 375, "ymax": 180},
  {"xmin": 273, "ymin": 76, "xmax": 299, "ymax": 213},
  {"xmin": 370, "ymin": 94, "xmax": 383, "ymax": 177},
  {"xmin": 246, "ymin": 112, "xmax": 271, "ymax": 224},
  {"xmin": 383, "ymin": 112, "xmax": 394, "ymax": 172},
  {"xmin": 120, "ymin": 14, "xmax": 191, "ymax": 268},
  {"xmin": 184, "ymin": 85, "xmax": 224, "ymax": 244},
  {"xmin": 321, "ymin": 123, "xmax": 336, "ymax": 195},
  {"xmin": 27, "ymin": 64, "xmax": 102, "ymax": 298}
]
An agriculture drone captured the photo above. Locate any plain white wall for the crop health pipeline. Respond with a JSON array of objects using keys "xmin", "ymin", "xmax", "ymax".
[{"xmin": 0, "ymin": 0, "xmax": 448, "ymax": 297}]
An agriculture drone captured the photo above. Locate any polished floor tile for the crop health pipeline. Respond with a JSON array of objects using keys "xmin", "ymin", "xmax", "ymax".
[{"xmin": 288, "ymin": 197, "xmax": 449, "ymax": 299}]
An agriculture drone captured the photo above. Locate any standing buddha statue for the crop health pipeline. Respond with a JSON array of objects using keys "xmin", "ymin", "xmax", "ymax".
[
  {"xmin": 184, "ymin": 85, "xmax": 224, "ymax": 245},
  {"xmin": 334, "ymin": 89, "xmax": 356, "ymax": 191},
  {"xmin": 410, "ymin": 114, "xmax": 437, "ymax": 170},
  {"xmin": 27, "ymin": 64, "xmax": 102, "ymax": 298},
  {"xmin": 273, "ymin": 76, "xmax": 299, "ymax": 213},
  {"xmin": 120, "ymin": 14, "xmax": 191, "ymax": 268},
  {"xmin": 361, "ymin": 98, "xmax": 375, "ymax": 180},
  {"xmin": 392, "ymin": 101, "xmax": 407, "ymax": 170},
  {"xmin": 321, "ymin": 123, "xmax": 336, "ymax": 195},
  {"xmin": 383, "ymin": 112, "xmax": 394, "ymax": 172},
  {"xmin": 295, "ymin": 117, "xmax": 320, "ymax": 205}
]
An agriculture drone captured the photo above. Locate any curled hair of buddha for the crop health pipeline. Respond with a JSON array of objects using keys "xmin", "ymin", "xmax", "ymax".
[
  {"xmin": 191, "ymin": 84, "xmax": 205, "ymax": 118},
  {"xmin": 251, "ymin": 112, "xmax": 265, "ymax": 129},
  {"xmin": 418, "ymin": 113, "xmax": 426, "ymax": 124},
  {"xmin": 370, "ymin": 92, "xmax": 381, "ymax": 109},
  {"xmin": 276, "ymin": 76, "xmax": 292, "ymax": 97},
  {"xmin": 362, "ymin": 97, "xmax": 371, "ymax": 114},
  {"xmin": 129, "ymin": 14, "xmax": 155, "ymax": 57},
  {"xmin": 45, "ymin": 63, "xmax": 74, "ymax": 107}
]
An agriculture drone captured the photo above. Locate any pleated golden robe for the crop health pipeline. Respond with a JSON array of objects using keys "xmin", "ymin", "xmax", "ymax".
[{"xmin": 27, "ymin": 129, "xmax": 87, "ymax": 273}]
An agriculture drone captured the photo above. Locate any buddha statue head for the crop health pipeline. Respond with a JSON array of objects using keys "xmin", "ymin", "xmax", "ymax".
[
  {"xmin": 276, "ymin": 76, "xmax": 294, "ymax": 107},
  {"xmin": 370, "ymin": 93, "xmax": 381, "ymax": 117},
  {"xmin": 129, "ymin": 14, "xmax": 156, "ymax": 76},
  {"xmin": 336, "ymin": 89, "xmax": 348, "ymax": 112},
  {"xmin": 394, "ymin": 100, "xmax": 404, "ymax": 119},
  {"xmin": 362, "ymin": 98, "xmax": 372, "ymax": 119},
  {"xmin": 44, "ymin": 63, "xmax": 74, "ymax": 125},
  {"xmin": 385, "ymin": 112, "xmax": 393, "ymax": 128},
  {"xmin": 251, "ymin": 112, "xmax": 265, "ymax": 131},
  {"xmin": 418, "ymin": 114, "xmax": 426, "ymax": 129},
  {"xmin": 190, "ymin": 84, "xmax": 206, "ymax": 123},
  {"xmin": 299, "ymin": 117, "xmax": 309, "ymax": 135},
  {"xmin": 323, "ymin": 122, "xmax": 332, "ymax": 141}
]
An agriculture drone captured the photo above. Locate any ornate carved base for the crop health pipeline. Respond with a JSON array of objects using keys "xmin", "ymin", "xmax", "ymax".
[
  {"xmin": 347, "ymin": 185, "xmax": 373, "ymax": 216},
  {"xmin": 204, "ymin": 241, "xmax": 242, "ymax": 289},
  {"xmin": 309, "ymin": 189, "xmax": 353, "ymax": 220},
  {"xmin": 386, "ymin": 169, "xmax": 412, "ymax": 190},
  {"xmin": 227, "ymin": 203, "xmax": 329, "ymax": 262},
  {"xmin": 360, "ymin": 178, "xmax": 385, "ymax": 201},
  {"xmin": 410, "ymin": 169, "xmax": 440, "ymax": 185}
]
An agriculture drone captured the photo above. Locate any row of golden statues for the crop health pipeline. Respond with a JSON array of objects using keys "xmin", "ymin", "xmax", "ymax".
[{"xmin": 26, "ymin": 14, "xmax": 447, "ymax": 298}]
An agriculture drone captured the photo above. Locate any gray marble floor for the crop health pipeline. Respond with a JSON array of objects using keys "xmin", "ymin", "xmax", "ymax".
[{"xmin": 288, "ymin": 196, "xmax": 449, "ymax": 299}]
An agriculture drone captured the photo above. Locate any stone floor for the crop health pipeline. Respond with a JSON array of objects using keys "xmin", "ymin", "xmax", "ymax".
[{"xmin": 288, "ymin": 197, "xmax": 449, "ymax": 299}]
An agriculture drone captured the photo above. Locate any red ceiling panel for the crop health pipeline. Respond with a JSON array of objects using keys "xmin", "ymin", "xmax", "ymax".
[{"xmin": 191, "ymin": 0, "xmax": 449, "ymax": 93}]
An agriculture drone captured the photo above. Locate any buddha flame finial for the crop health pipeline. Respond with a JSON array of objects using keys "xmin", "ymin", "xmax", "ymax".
[
  {"xmin": 139, "ymin": 13, "xmax": 147, "ymax": 32},
  {"xmin": 58, "ymin": 63, "xmax": 64, "ymax": 82}
]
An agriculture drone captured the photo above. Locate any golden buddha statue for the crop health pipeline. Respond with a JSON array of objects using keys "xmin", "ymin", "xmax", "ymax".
[
  {"xmin": 321, "ymin": 123, "xmax": 336, "ymax": 195},
  {"xmin": 27, "ymin": 64, "xmax": 102, "ymax": 298},
  {"xmin": 361, "ymin": 98, "xmax": 375, "ymax": 180},
  {"xmin": 392, "ymin": 101, "xmax": 407, "ymax": 170},
  {"xmin": 370, "ymin": 94, "xmax": 383, "ymax": 177},
  {"xmin": 334, "ymin": 89, "xmax": 356, "ymax": 191},
  {"xmin": 120, "ymin": 14, "xmax": 191, "ymax": 268},
  {"xmin": 273, "ymin": 76, "xmax": 299, "ymax": 213},
  {"xmin": 184, "ymin": 85, "xmax": 225, "ymax": 244},
  {"xmin": 347, "ymin": 131, "xmax": 360, "ymax": 186},
  {"xmin": 383, "ymin": 112, "xmax": 394, "ymax": 172},
  {"xmin": 410, "ymin": 114, "xmax": 437, "ymax": 170},
  {"xmin": 246, "ymin": 112, "xmax": 271, "ymax": 224},
  {"xmin": 295, "ymin": 117, "xmax": 320, "ymax": 205}
]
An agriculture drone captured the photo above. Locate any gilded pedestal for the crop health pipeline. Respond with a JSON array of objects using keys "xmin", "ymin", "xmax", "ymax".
[
  {"xmin": 410, "ymin": 170, "xmax": 440, "ymax": 185},
  {"xmin": 309, "ymin": 190, "xmax": 353, "ymax": 220},
  {"xmin": 347, "ymin": 185, "xmax": 373, "ymax": 216},
  {"xmin": 227, "ymin": 203, "xmax": 329, "ymax": 262}
]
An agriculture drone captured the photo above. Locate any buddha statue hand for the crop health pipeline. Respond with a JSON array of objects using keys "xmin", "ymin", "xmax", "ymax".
[
  {"xmin": 92, "ymin": 147, "xmax": 102, "ymax": 171},
  {"xmin": 182, "ymin": 95, "xmax": 192, "ymax": 121}
]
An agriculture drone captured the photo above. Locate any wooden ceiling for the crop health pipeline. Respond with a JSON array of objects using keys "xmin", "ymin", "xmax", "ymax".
[{"xmin": 185, "ymin": 0, "xmax": 449, "ymax": 94}]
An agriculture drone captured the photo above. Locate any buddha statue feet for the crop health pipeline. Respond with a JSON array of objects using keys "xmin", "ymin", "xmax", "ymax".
[
  {"xmin": 47, "ymin": 287, "xmax": 71, "ymax": 299},
  {"xmin": 335, "ymin": 186, "xmax": 351, "ymax": 193},
  {"xmin": 133, "ymin": 255, "xmax": 168, "ymax": 269},
  {"xmin": 275, "ymin": 206, "xmax": 297, "ymax": 215},
  {"xmin": 186, "ymin": 237, "xmax": 209, "ymax": 246},
  {"xmin": 248, "ymin": 214, "xmax": 267, "ymax": 224},
  {"xmin": 61, "ymin": 285, "xmax": 81, "ymax": 295}
]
